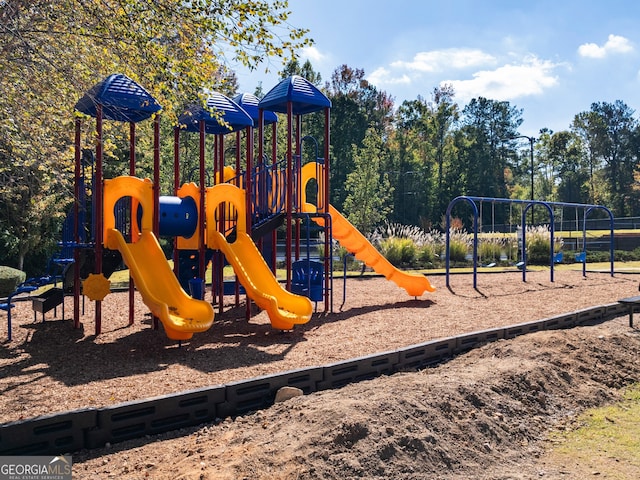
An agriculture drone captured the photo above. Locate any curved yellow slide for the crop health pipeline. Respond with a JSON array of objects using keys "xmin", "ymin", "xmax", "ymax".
[
  {"xmin": 206, "ymin": 183, "xmax": 312, "ymax": 330},
  {"xmin": 301, "ymin": 163, "xmax": 435, "ymax": 297},
  {"xmin": 103, "ymin": 175, "xmax": 214, "ymax": 341},
  {"xmin": 208, "ymin": 230, "xmax": 312, "ymax": 330},
  {"xmin": 106, "ymin": 229, "xmax": 214, "ymax": 341}
]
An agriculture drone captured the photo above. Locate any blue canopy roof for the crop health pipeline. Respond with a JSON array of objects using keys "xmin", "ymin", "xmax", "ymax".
[
  {"xmin": 178, "ymin": 92, "xmax": 253, "ymax": 134},
  {"xmin": 74, "ymin": 73, "xmax": 161, "ymax": 123},
  {"xmin": 232, "ymin": 92, "xmax": 278, "ymax": 126},
  {"xmin": 258, "ymin": 76, "xmax": 331, "ymax": 115}
]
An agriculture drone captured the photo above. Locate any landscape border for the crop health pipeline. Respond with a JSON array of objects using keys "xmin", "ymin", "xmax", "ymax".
[{"xmin": 0, "ymin": 301, "xmax": 627, "ymax": 456}]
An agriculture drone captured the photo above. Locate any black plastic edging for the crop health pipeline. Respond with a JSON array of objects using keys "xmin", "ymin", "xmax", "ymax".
[
  {"xmin": 85, "ymin": 385, "xmax": 225, "ymax": 449},
  {"xmin": 217, "ymin": 366, "xmax": 324, "ymax": 418},
  {"xmin": 0, "ymin": 302, "xmax": 623, "ymax": 456},
  {"xmin": 0, "ymin": 408, "xmax": 96, "ymax": 455},
  {"xmin": 317, "ymin": 351, "xmax": 400, "ymax": 391}
]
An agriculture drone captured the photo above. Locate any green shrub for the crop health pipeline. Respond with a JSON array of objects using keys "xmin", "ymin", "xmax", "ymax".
[
  {"xmin": 334, "ymin": 244, "xmax": 362, "ymax": 271},
  {"xmin": 614, "ymin": 250, "xmax": 634, "ymax": 262},
  {"xmin": 478, "ymin": 235, "xmax": 503, "ymax": 263},
  {"xmin": 378, "ymin": 238, "xmax": 399, "ymax": 265},
  {"xmin": 525, "ymin": 225, "xmax": 563, "ymax": 264},
  {"xmin": 399, "ymin": 238, "xmax": 417, "ymax": 265},
  {"xmin": 379, "ymin": 237, "xmax": 416, "ymax": 266},
  {"xmin": 417, "ymin": 243, "xmax": 436, "ymax": 265},
  {"xmin": 527, "ymin": 240, "xmax": 550, "ymax": 264},
  {"xmin": 373, "ymin": 222, "xmax": 444, "ymax": 268},
  {"xmin": 0, "ymin": 266, "xmax": 26, "ymax": 296},
  {"xmin": 504, "ymin": 237, "xmax": 519, "ymax": 262},
  {"xmin": 448, "ymin": 228, "xmax": 471, "ymax": 263}
]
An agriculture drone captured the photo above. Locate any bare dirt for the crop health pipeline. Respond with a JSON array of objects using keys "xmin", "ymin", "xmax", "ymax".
[{"xmin": 1, "ymin": 269, "xmax": 640, "ymax": 479}]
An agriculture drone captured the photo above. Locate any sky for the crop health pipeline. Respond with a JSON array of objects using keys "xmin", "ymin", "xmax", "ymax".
[{"xmin": 234, "ymin": 0, "xmax": 640, "ymax": 138}]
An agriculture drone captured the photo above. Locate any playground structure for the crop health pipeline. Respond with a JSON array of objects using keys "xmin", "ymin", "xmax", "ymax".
[
  {"xmin": 444, "ymin": 196, "xmax": 615, "ymax": 288},
  {"xmin": 49, "ymin": 72, "xmax": 435, "ymax": 342}
]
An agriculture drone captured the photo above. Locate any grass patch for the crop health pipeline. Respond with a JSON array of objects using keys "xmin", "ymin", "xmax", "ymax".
[{"xmin": 546, "ymin": 383, "xmax": 640, "ymax": 478}]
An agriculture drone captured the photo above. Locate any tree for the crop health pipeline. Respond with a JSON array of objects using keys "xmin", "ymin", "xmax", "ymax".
[
  {"xmin": 458, "ymin": 98, "xmax": 522, "ymax": 196},
  {"xmin": 390, "ymin": 85, "xmax": 459, "ymax": 227},
  {"xmin": 280, "ymin": 59, "xmax": 322, "ymax": 86},
  {"xmin": 0, "ymin": 0, "xmax": 312, "ymax": 271},
  {"xmin": 325, "ymin": 64, "xmax": 394, "ymax": 210},
  {"xmin": 572, "ymin": 101, "xmax": 638, "ymax": 215},
  {"xmin": 386, "ymin": 119, "xmax": 431, "ymax": 226},
  {"xmin": 572, "ymin": 110, "xmax": 604, "ymax": 204},
  {"xmin": 1, "ymin": 0, "xmax": 311, "ymax": 118},
  {"xmin": 428, "ymin": 85, "xmax": 460, "ymax": 216},
  {"xmin": 389, "ymin": 97, "xmax": 435, "ymax": 227},
  {"xmin": 450, "ymin": 97, "xmax": 522, "ymax": 229},
  {"xmin": 538, "ymin": 130, "xmax": 589, "ymax": 204},
  {"xmin": 343, "ymin": 129, "xmax": 393, "ymax": 235},
  {"xmin": 0, "ymin": 151, "xmax": 69, "ymax": 271}
]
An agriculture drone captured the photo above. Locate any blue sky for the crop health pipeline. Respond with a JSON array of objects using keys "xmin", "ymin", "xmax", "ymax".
[{"xmin": 234, "ymin": 0, "xmax": 640, "ymax": 138}]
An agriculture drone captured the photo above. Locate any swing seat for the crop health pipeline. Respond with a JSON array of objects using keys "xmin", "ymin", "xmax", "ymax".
[
  {"xmin": 554, "ymin": 251, "xmax": 563, "ymax": 263},
  {"xmin": 0, "ymin": 302, "xmax": 15, "ymax": 311},
  {"xmin": 291, "ymin": 260, "xmax": 324, "ymax": 302},
  {"xmin": 575, "ymin": 252, "xmax": 586, "ymax": 263}
]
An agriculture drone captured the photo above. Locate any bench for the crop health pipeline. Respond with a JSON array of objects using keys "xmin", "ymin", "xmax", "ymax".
[
  {"xmin": 32, "ymin": 287, "xmax": 64, "ymax": 321},
  {"xmin": 617, "ymin": 295, "xmax": 640, "ymax": 327}
]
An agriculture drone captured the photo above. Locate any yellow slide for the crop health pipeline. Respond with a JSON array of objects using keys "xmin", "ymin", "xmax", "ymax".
[
  {"xmin": 206, "ymin": 183, "xmax": 313, "ymax": 330},
  {"xmin": 106, "ymin": 229, "xmax": 214, "ymax": 341},
  {"xmin": 300, "ymin": 163, "xmax": 435, "ymax": 297},
  {"xmin": 208, "ymin": 230, "xmax": 312, "ymax": 330},
  {"xmin": 103, "ymin": 176, "xmax": 214, "ymax": 341}
]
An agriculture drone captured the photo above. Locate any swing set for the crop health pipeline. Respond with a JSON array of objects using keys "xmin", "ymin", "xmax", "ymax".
[{"xmin": 444, "ymin": 196, "xmax": 615, "ymax": 288}]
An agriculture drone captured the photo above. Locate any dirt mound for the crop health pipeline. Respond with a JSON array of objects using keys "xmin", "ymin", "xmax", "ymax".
[{"xmin": 73, "ymin": 318, "xmax": 640, "ymax": 479}]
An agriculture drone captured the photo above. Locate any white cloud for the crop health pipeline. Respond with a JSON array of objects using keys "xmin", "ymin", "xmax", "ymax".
[
  {"xmin": 391, "ymin": 48, "xmax": 496, "ymax": 73},
  {"xmin": 367, "ymin": 48, "xmax": 496, "ymax": 91},
  {"xmin": 367, "ymin": 67, "xmax": 411, "ymax": 86},
  {"xmin": 301, "ymin": 45, "xmax": 328, "ymax": 64},
  {"xmin": 578, "ymin": 34, "xmax": 633, "ymax": 59},
  {"xmin": 366, "ymin": 48, "xmax": 560, "ymax": 103},
  {"xmin": 443, "ymin": 56, "xmax": 560, "ymax": 102}
]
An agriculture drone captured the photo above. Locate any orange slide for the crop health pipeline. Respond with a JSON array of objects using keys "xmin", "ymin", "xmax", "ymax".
[{"xmin": 301, "ymin": 163, "xmax": 435, "ymax": 297}]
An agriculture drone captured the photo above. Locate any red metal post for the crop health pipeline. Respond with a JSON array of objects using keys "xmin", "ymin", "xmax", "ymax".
[
  {"xmin": 236, "ymin": 129, "xmax": 246, "ymax": 308},
  {"xmin": 152, "ymin": 115, "xmax": 161, "ymax": 330},
  {"xmin": 73, "ymin": 119, "xmax": 81, "ymax": 329},
  {"xmin": 216, "ymin": 134, "xmax": 224, "ymax": 314},
  {"xmin": 271, "ymin": 122, "xmax": 278, "ymax": 272},
  {"xmin": 198, "ymin": 120, "xmax": 206, "ymax": 280},
  {"xmin": 294, "ymin": 114, "xmax": 302, "ymax": 261},
  {"xmin": 153, "ymin": 116, "xmax": 160, "ymax": 236},
  {"xmin": 173, "ymin": 127, "xmax": 180, "ymax": 276},
  {"xmin": 285, "ymin": 103, "xmax": 293, "ymax": 289},
  {"xmin": 129, "ymin": 122, "xmax": 136, "ymax": 173},
  {"xmin": 324, "ymin": 107, "xmax": 331, "ymax": 311},
  {"xmin": 245, "ymin": 125, "xmax": 253, "ymax": 235},
  {"xmin": 128, "ymin": 121, "xmax": 136, "ymax": 326},
  {"xmin": 94, "ymin": 104, "xmax": 103, "ymax": 335}
]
